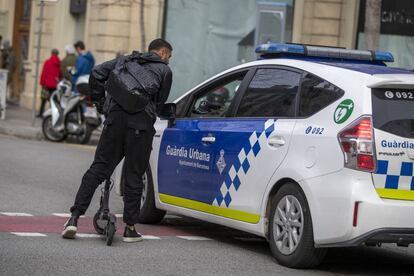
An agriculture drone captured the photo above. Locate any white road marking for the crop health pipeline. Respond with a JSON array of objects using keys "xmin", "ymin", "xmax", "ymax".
[
  {"xmin": 142, "ymin": 235, "xmax": 160, "ymax": 240},
  {"xmin": 10, "ymin": 232, "xmax": 47, "ymax": 237},
  {"xmin": 1, "ymin": 212, "xmax": 33, "ymax": 216},
  {"xmin": 52, "ymin": 213, "xmax": 71, "ymax": 217},
  {"xmin": 52, "ymin": 213, "xmax": 85, "ymax": 218},
  {"xmin": 76, "ymin": 233, "xmax": 102, "ymax": 238},
  {"xmin": 115, "ymin": 214, "xmax": 123, "ymax": 218},
  {"xmin": 6, "ymin": 232, "xmax": 216, "ymax": 241},
  {"xmin": 177, "ymin": 236, "xmax": 212, "ymax": 241}
]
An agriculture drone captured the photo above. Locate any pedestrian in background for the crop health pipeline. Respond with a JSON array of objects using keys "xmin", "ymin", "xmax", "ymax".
[
  {"xmin": 60, "ymin": 45, "xmax": 77, "ymax": 81},
  {"xmin": 72, "ymin": 41, "xmax": 95, "ymax": 87},
  {"xmin": 38, "ymin": 49, "xmax": 61, "ymax": 117},
  {"xmin": 1, "ymin": 40, "xmax": 16, "ymax": 86}
]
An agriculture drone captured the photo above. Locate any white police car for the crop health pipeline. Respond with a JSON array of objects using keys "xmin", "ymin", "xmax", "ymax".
[{"xmin": 130, "ymin": 43, "xmax": 414, "ymax": 268}]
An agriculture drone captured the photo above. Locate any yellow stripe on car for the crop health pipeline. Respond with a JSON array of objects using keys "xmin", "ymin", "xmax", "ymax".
[
  {"xmin": 376, "ymin": 188, "xmax": 414, "ymax": 201},
  {"xmin": 159, "ymin": 194, "xmax": 260, "ymax": 224}
]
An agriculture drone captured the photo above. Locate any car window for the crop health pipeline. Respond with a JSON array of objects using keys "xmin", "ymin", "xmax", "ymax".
[
  {"xmin": 189, "ymin": 73, "xmax": 246, "ymax": 118},
  {"xmin": 299, "ymin": 73, "xmax": 344, "ymax": 117},
  {"xmin": 175, "ymin": 94, "xmax": 190, "ymax": 118},
  {"xmin": 372, "ymin": 88, "xmax": 414, "ymax": 139},
  {"xmin": 236, "ymin": 68, "xmax": 301, "ymax": 117}
]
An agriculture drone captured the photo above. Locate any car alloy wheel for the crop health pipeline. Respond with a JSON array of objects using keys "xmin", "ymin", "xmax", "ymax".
[
  {"xmin": 273, "ymin": 195, "xmax": 304, "ymax": 255},
  {"xmin": 269, "ymin": 183, "xmax": 326, "ymax": 268}
]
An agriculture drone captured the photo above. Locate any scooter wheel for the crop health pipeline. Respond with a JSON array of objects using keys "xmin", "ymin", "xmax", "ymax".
[
  {"xmin": 42, "ymin": 115, "xmax": 67, "ymax": 142},
  {"xmin": 93, "ymin": 212, "xmax": 105, "ymax": 235},
  {"xmin": 106, "ymin": 222, "xmax": 116, "ymax": 246}
]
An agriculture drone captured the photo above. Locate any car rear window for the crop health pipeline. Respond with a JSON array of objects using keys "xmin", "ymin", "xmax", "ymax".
[{"xmin": 372, "ymin": 88, "xmax": 414, "ymax": 139}]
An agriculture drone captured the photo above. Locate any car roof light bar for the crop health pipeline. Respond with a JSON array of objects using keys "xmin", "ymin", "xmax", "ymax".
[{"xmin": 255, "ymin": 43, "xmax": 394, "ymax": 62}]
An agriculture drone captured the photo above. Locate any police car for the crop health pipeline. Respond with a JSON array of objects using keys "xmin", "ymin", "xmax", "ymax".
[{"xmin": 126, "ymin": 43, "xmax": 414, "ymax": 268}]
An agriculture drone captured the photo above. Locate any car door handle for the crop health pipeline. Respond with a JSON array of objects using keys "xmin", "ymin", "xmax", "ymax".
[
  {"xmin": 268, "ymin": 136, "xmax": 285, "ymax": 148},
  {"xmin": 201, "ymin": 136, "xmax": 216, "ymax": 143}
]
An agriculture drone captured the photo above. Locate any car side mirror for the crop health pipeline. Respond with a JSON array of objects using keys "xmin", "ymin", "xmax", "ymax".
[{"xmin": 159, "ymin": 103, "xmax": 176, "ymax": 127}]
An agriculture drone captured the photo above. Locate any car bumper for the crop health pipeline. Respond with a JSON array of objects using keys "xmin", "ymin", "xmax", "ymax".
[
  {"xmin": 301, "ymin": 168, "xmax": 414, "ymax": 247},
  {"xmin": 342, "ymin": 199, "xmax": 414, "ymax": 246},
  {"xmin": 318, "ymin": 228, "xmax": 414, "ymax": 247}
]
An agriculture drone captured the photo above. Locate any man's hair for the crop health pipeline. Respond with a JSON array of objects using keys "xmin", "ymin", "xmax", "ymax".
[
  {"xmin": 51, "ymin": 48, "xmax": 59, "ymax": 55},
  {"xmin": 0, "ymin": 35, "xmax": 2, "ymax": 41},
  {"xmin": 74, "ymin": 41, "xmax": 85, "ymax": 50},
  {"xmin": 148, "ymin": 38, "xmax": 172, "ymax": 52}
]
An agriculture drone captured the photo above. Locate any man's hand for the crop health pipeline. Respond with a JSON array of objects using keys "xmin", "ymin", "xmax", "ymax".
[{"xmin": 94, "ymin": 97, "xmax": 106, "ymax": 115}]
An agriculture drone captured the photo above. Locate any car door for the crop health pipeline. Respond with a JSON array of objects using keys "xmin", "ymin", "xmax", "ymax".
[
  {"xmin": 158, "ymin": 66, "xmax": 301, "ymax": 224},
  {"xmin": 209, "ymin": 67, "xmax": 301, "ymax": 219},
  {"xmin": 157, "ymin": 69, "xmax": 253, "ymax": 215}
]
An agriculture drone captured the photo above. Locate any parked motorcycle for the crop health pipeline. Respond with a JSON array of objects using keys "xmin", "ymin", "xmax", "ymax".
[{"xmin": 42, "ymin": 75, "xmax": 101, "ymax": 144}]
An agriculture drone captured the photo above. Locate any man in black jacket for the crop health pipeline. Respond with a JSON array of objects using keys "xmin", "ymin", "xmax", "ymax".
[{"xmin": 62, "ymin": 39, "xmax": 173, "ymax": 242}]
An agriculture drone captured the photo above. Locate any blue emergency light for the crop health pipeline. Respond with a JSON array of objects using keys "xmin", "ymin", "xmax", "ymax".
[{"xmin": 255, "ymin": 43, "xmax": 394, "ymax": 63}]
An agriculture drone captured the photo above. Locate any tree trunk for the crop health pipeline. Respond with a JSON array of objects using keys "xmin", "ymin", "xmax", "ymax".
[{"xmin": 364, "ymin": 0, "xmax": 382, "ymax": 50}]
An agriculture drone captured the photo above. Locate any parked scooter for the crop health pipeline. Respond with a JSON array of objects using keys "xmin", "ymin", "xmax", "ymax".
[{"xmin": 42, "ymin": 75, "xmax": 101, "ymax": 144}]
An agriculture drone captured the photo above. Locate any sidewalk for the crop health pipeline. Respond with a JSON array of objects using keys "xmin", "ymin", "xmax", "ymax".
[
  {"xmin": 0, "ymin": 104, "xmax": 43, "ymax": 140},
  {"xmin": 0, "ymin": 103, "xmax": 100, "ymax": 144}
]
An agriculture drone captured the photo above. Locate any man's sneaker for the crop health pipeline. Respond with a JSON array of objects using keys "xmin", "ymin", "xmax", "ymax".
[
  {"xmin": 123, "ymin": 226, "xmax": 143, "ymax": 243},
  {"xmin": 62, "ymin": 216, "xmax": 78, "ymax": 239}
]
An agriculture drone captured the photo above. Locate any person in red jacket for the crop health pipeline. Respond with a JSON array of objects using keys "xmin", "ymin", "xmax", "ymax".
[{"xmin": 38, "ymin": 49, "xmax": 61, "ymax": 117}]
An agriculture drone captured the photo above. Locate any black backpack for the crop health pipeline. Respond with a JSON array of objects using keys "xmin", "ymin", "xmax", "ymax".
[{"xmin": 105, "ymin": 55, "xmax": 160, "ymax": 113}]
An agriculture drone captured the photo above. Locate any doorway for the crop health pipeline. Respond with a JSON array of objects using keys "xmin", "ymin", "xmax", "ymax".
[{"xmin": 10, "ymin": 0, "xmax": 31, "ymax": 103}]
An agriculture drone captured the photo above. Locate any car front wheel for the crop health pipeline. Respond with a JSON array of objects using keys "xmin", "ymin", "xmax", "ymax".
[
  {"xmin": 137, "ymin": 167, "xmax": 166, "ymax": 224},
  {"xmin": 269, "ymin": 182, "xmax": 326, "ymax": 268}
]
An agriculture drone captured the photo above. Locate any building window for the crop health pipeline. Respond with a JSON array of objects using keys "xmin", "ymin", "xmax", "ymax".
[{"xmin": 357, "ymin": 0, "xmax": 414, "ymax": 69}]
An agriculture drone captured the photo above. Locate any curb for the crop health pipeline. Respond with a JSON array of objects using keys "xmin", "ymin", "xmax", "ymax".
[
  {"xmin": 0, "ymin": 122, "xmax": 101, "ymax": 145},
  {"xmin": 0, "ymin": 123, "xmax": 43, "ymax": 140}
]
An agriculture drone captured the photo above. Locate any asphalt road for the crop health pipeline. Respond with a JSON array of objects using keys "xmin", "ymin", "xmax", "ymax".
[{"xmin": 0, "ymin": 134, "xmax": 413, "ymax": 275}]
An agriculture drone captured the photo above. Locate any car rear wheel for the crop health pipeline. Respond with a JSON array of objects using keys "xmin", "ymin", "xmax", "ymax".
[
  {"xmin": 269, "ymin": 182, "xmax": 326, "ymax": 268},
  {"xmin": 137, "ymin": 167, "xmax": 166, "ymax": 224}
]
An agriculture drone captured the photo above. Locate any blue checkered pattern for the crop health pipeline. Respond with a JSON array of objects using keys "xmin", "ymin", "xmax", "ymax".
[
  {"xmin": 374, "ymin": 160, "xmax": 414, "ymax": 190},
  {"xmin": 213, "ymin": 119, "xmax": 277, "ymax": 207}
]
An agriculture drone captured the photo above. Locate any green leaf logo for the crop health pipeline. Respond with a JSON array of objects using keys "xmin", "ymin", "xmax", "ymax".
[{"xmin": 334, "ymin": 99, "xmax": 354, "ymax": 124}]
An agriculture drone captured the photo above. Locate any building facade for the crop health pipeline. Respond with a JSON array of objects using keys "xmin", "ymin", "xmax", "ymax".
[
  {"xmin": 0, "ymin": 0, "xmax": 164, "ymax": 109},
  {"xmin": 164, "ymin": 0, "xmax": 361, "ymax": 99},
  {"xmin": 0, "ymin": 0, "xmax": 412, "ymax": 110}
]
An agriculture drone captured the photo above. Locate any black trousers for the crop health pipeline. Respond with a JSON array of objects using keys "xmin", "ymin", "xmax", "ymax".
[{"xmin": 70, "ymin": 110, "xmax": 155, "ymax": 225}]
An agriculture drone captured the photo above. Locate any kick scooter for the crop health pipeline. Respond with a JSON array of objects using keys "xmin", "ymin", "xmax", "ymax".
[{"xmin": 93, "ymin": 179, "xmax": 117, "ymax": 246}]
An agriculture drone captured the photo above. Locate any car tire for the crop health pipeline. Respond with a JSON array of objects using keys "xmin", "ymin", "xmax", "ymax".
[
  {"xmin": 268, "ymin": 182, "xmax": 327, "ymax": 268},
  {"xmin": 137, "ymin": 167, "xmax": 166, "ymax": 224}
]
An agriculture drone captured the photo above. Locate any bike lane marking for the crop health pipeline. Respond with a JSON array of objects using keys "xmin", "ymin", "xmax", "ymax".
[{"xmin": 0, "ymin": 215, "xmax": 206, "ymax": 237}]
